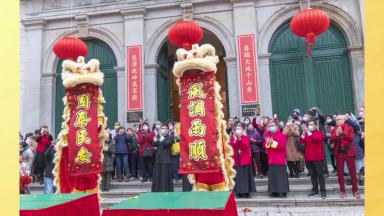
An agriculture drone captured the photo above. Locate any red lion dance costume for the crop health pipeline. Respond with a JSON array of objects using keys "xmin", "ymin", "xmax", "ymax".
[
  {"xmin": 52, "ymin": 37, "xmax": 108, "ymax": 202},
  {"xmin": 169, "ymin": 21, "xmax": 236, "ymax": 191}
]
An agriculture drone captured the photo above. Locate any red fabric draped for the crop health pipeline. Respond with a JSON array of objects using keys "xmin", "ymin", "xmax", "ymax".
[
  {"xmin": 20, "ymin": 193, "xmax": 100, "ymax": 216},
  {"xmin": 102, "ymin": 192, "xmax": 238, "ymax": 216}
]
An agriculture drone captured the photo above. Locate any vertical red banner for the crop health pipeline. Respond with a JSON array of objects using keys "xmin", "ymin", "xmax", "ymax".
[
  {"xmin": 178, "ymin": 72, "xmax": 220, "ymax": 174},
  {"xmin": 127, "ymin": 45, "xmax": 143, "ymax": 111},
  {"xmin": 237, "ymin": 35, "xmax": 259, "ymax": 103}
]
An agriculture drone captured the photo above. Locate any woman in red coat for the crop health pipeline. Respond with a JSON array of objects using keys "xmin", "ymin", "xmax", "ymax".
[
  {"xmin": 230, "ymin": 125, "xmax": 256, "ymax": 198},
  {"xmin": 264, "ymin": 121, "xmax": 290, "ymax": 198}
]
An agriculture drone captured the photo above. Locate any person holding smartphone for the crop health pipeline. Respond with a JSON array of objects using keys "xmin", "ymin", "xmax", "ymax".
[
  {"xmin": 34, "ymin": 126, "xmax": 53, "ymax": 185},
  {"xmin": 137, "ymin": 122, "xmax": 155, "ymax": 183}
]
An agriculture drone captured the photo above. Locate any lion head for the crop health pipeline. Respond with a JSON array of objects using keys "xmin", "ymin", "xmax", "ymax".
[
  {"xmin": 172, "ymin": 44, "xmax": 219, "ymax": 78},
  {"xmin": 61, "ymin": 56, "xmax": 104, "ymax": 88}
]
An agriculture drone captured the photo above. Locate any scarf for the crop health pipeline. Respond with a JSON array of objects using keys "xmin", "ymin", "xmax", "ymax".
[
  {"xmin": 331, "ymin": 123, "xmax": 350, "ymax": 147},
  {"xmin": 19, "ymin": 146, "xmax": 29, "ymax": 155}
]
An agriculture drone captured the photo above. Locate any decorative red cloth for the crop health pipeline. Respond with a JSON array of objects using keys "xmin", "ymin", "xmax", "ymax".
[
  {"xmin": 263, "ymin": 130, "xmax": 286, "ymax": 165},
  {"xmin": 229, "ymin": 135, "xmax": 252, "ymax": 166},
  {"xmin": 20, "ymin": 175, "xmax": 32, "ymax": 193},
  {"xmin": 101, "ymin": 192, "xmax": 238, "ymax": 216},
  {"xmin": 195, "ymin": 172, "xmax": 224, "ymax": 186},
  {"xmin": 330, "ymin": 124, "xmax": 357, "ymax": 158},
  {"xmin": 20, "ymin": 193, "xmax": 100, "ymax": 216},
  {"xmin": 65, "ymin": 85, "xmax": 103, "ymax": 176},
  {"xmin": 299, "ymin": 130, "xmax": 325, "ymax": 162},
  {"xmin": 36, "ymin": 135, "xmax": 52, "ymax": 152}
]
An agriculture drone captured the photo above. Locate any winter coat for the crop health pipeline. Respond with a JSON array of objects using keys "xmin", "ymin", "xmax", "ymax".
[
  {"xmin": 102, "ymin": 140, "xmax": 116, "ymax": 172},
  {"xmin": 128, "ymin": 134, "xmax": 139, "ymax": 154},
  {"xmin": 20, "ymin": 147, "xmax": 33, "ymax": 171},
  {"xmin": 230, "ymin": 135, "xmax": 252, "ymax": 166},
  {"xmin": 323, "ymin": 123, "xmax": 335, "ymax": 155},
  {"xmin": 44, "ymin": 145, "xmax": 56, "ymax": 178},
  {"xmin": 246, "ymin": 129, "xmax": 263, "ymax": 153},
  {"xmin": 263, "ymin": 130, "xmax": 287, "ymax": 165},
  {"xmin": 28, "ymin": 136, "xmax": 38, "ymax": 154},
  {"xmin": 113, "ymin": 132, "xmax": 131, "ymax": 154},
  {"xmin": 20, "ymin": 175, "xmax": 32, "ymax": 194},
  {"xmin": 152, "ymin": 134, "xmax": 173, "ymax": 164},
  {"xmin": 137, "ymin": 131, "xmax": 155, "ymax": 156},
  {"xmin": 36, "ymin": 134, "xmax": 53, "ymax": 152},
  {"xmin": 283, "ymin": 126, "xmax": 303, "ymax": 161},
  {"xmin": 299, "ymin": 130, "xmax": 325, "ymax": 162},
  {"xmin": 329, "ymin": 125, "xmax": 357, "ymax": 158}
]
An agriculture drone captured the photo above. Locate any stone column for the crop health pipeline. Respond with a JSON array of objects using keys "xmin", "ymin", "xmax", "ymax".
[
  {"xmin": 346, "ymin": 46, "xmax": 364, "ymax": 112},
  {"xmin": 230, "ymin": 0, "xmax": 261, "ymax": 120},
  {"xmin": 120, "ymin": 8, "xmax": 147, "ymax": 127},
  {"xmin": 258, "ymin": 54, "xmax": 273, "ymax": 118},
  {"xmin": 114, "ymin": 66, "xmax": 126, "ymax": 126},
  {"xmin": 144, "ymin": 64, "xmax": 159, "ymax": 127},
  {"xmin": 223, "ymin": 57, "xmax": 241, "ymax": 118},
  {"xmin": 20, "ymin": 19, "xmax": 46, "ymax": 134},
  {"xmin": 41, "ymin": 73, "xmax": 58, "ymax": 135}
]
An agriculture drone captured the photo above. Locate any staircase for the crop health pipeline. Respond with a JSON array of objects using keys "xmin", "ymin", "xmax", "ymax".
[{"xmin": 28, "ymin": 170, "xmax": 364, "ymax": 210}]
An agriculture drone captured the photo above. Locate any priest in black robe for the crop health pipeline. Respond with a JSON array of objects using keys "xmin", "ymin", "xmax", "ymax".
[{"xmin": 151, "ymin": 124, "xmax": 174, "ymax": 192}]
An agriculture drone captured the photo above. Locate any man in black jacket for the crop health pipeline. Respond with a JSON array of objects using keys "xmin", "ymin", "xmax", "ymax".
[{"xmin": 44, "ymin": 144, "xmax": 57, "ymax": 194}]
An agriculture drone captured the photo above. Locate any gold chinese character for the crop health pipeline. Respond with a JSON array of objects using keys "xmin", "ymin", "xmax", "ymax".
[
  {"xmin": 77, "ymin": 94, "xmax": 90, "ymax": 110},
  {"xmin": 132, "ymin": 55, "xmax": 137, "ymax": 62},
  {"xmin": 188, "ymin": 100, "xmax": 205, "ymax": 117},
  {"xmin": 74, "ymin": 110, "xmax": 91, "ymax": 128},
  {"xmin": 132, "ymin": 61, "xmax": 137, "ymax": 67},
  {"xmin": 244, "ymin": 45, "xmax": 249, "ymax": 52},
  {"xmin": 189, "ymin": 119, "xmax": 206, "ymax": 137},
  {"xmin": 246, "ymin": 73, "xmax": 251, "ymax": 79},
  {"xmin": 132, "ymin": 68, "xmax": 137, "ymax": 74},
  {"xmin": 133, "ymin": 81, "xmax": 137, "ymax": 87},
  {"xmin": 246, "ymin": 59, "xmax": 250, "ymax": 65},
  {"xmin": 75, "ymin": 147, "xmax": 92, "ymax": 164},
  {"xmin": 244, "ymin": 52, "xmax": 250, "ymax": 57},
  {"xmin": 247, "ymin": 86, "xmax": 252, "ymax": 93},
  {"xmin": 246, "ymin": 80, "xmax": 252, "ymax": 86},
  {"xmin": 132, "ymin": 95, "xmax": 138, "ymax": 100},
  {"xmin": 132, "ymin": 75, "xmax": 138, "ymax": 80},
  {"xmin": 133, "ymin": 88, "xmax": 138, "ymax": 94},
  {"xmin": 188, "ymin": 83, "xmax": 206, "ymax": 99},
  {"xmin": 189, "ymin": 139, "xmax": 207, "ymax": 161},
  {"xmin": 245, "ymin": 66, "xmax": 251, "ymax": 71},
  {"xmin": 76, "ymin": 128, "xmax": 91, "ymax": 146}
]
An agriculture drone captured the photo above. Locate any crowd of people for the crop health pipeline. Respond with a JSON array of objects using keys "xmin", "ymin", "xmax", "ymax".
[{"xmin": 19, "ymin": 106, "xmax": 365, "ymax": 200}]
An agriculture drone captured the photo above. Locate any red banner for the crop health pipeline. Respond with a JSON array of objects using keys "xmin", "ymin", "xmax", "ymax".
[
  {"xmin": 178, "ymin": 71, "xmax": 220, "ymax": 174},
  {"xmin": 237, "ymin": 34, "xmax": 259, "ymax": 103},
  {"xmin": 66, "ymin": 85, "xmax": 103, "ymax": 176},
  {"xmin": 127, "ymin": 45, "xmax": 143, "ymax": 111}
]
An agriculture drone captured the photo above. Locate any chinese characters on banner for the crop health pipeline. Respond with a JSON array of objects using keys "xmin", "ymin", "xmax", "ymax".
[
  {"xmin": 237, "ymin": 35, "xmax": 259, "ymax": 103},
  {"xmin": 66, "ymin": 85, "xmax": 103, "ymax": 176},
  {"xmin": 127, "ymin": 46, "xmax": 143, "ymax": 111},
  {"xmin": 178, "ymin": 72, "xmax": 220, "ymax": 174}
]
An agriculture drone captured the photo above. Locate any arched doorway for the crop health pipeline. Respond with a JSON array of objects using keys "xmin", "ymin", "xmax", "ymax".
[
  {"xmin": 155, "ymin": 29, "xmax": 229, "ymax": 123},
  {"xmin": 55, "ymin": 39, "xmax": 118, "ymax": 136},
  {"xmin": 269, "ymin": 22, "xmax": 355, "ymax": 121}
]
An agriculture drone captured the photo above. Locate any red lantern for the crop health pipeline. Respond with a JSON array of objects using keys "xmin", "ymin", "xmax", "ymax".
[
  {"xmin": 53, "ymin": 36, "xmax": 88, "ymax": 60},
  {"xmin": 290, "ymin": 8, "xmax": 330, "ymax": 57},
  {"xmin": 168, "ymin": 20, "xmax": 203, "ymax": 50}
]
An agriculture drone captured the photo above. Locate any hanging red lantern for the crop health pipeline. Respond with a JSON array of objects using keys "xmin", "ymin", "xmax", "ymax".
[
  {"xmin": 168, "ymin": 20, "xmax": 203, "ymax": 50},
  {"xmin": 53, "ymin": 36, "xmax": 88, "ymax": 60},
  {"xmin": 290, "ymin": 8, "xmax": 330, "ymax": 57}
]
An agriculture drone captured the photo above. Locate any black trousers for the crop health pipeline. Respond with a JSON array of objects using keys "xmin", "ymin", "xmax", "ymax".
[
  {"xmin": 260, "ymin": 152, "xmax": 269, "ymax": 175},
  {"xmin": 330, "ymin": 154, "xmax": 337, "ymax": 170},
  {"xmin": 307, "ymin": 160, "xmax": 326, "ymax": 193},
  {"xmin": 287, "ymin": 160, "xmax": 300, "ymax": 175},
  {"xmin": 142, "ymin": 156, "xmax": 154, "ymax": 181}
]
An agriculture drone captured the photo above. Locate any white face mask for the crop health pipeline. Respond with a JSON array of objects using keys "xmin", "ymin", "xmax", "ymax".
[
  {"xmin": 236, "ymin": 130, "xmax": 242, "ymax": 135},
  {"xmin": 156, "ymin": 125, "xmax": 161, "ymax": 129},
  {"xmin": 143, "ymin": 126, "xmax": 148, "ymax": 131},
  {"xmin": 303, "ymin": 117, "xmax": 308, "ymax": 122},
  {"xmin": 359, "ymin": 112, "xmax": 364, "ymax": 117},
  {"xmin": 161, "ymin": 129, "xmax": 166, "ymax": 135},
  {"xmin": 286, "ymin": 122, "xmax": 292, "ymax": 126}
]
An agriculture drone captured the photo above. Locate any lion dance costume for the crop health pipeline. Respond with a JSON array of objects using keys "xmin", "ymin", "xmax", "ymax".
[
  {"xmin": 168, "ymin": 21, "xmax": 236, "ymax": 191},
  {"xmin": 52, "ymin": 37, "xmax": 108, "ymax": 202}
]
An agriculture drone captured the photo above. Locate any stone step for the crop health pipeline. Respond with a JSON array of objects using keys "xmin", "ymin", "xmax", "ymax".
[
  {"xmin": 99, "ymin": 193, "xmax": 364, "ymax": 209},
  {"xmin": 29, "ymin": 173, "xmax": 354, "ymax": 191}
]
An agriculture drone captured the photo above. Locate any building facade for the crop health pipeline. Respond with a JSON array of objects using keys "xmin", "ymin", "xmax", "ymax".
[{"xmin": 19, "ymin": 0, "xmax": 364, "ymax": 136}]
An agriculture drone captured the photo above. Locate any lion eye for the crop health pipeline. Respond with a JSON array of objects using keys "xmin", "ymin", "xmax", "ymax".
[{"xmin": 204, "ymin": 53, "xmax": 211, "ymax": 57}]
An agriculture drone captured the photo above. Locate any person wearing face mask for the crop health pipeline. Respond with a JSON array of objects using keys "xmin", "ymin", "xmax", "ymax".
[
  {"xmin": 283, "ymin": 118, "xmax": 302, "ymax": 179},
  {"xmin": 166, "ymin": 120, "xmax": 181, "ymax": 182},
  {"xmin": 264, "ymin": 121, "xmax": 289, "ymax": 198},
  {"xmin": 101, "ymin": 133, "xmax": 116, "ymax": 192},
  {"xmin": 247, "ymin": 123, "xmax": 263, "ymax": 179},
  {"xmin": 137, "ymin": 122, "xmax": 155, "ymax": 183},
  {"xmin": 299, "ymin": 120, "xmax": 327, "ymax": 198},
  {"xmin": 152, "ymin": 125, "xmax": 174, "ymax": 192},
  {"xmin": 111, "ymin": 122, "xmax": 120, "ymax": 139},
  {"xmin": 127, "ymin": 128, "xmax": 142, "ymax": 180},
  {"xmin": 113, "ymin": 126, "xmax": 132, "ymax": 182},
  {"xmin": 324, "ymin": 115, "xmax": 336, "ymax": 173},
  {"xmin": 230, "ymin": 125, "xmax": 256, "ymax": 198},
  {"xmin": 34, "ymin": 126, "xmax": 53, "ymax": 185},
  {"xmin": 357, "ymin": 106, "xmax": 364, "ymax": 132},
  {"xmin": 226, "ymin": 117, "xmax": 235, "ymax": 135},
  {"xmin": 259, "ymin": 117, "xmax": 270, "ymax": 176},
  {"xmin": 20, "ymin": 142, "xmax": 33, "ymax": 175},
  {"xmin": 289, "ymin": 109, "xmax": 303, "ymax": 121}
]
